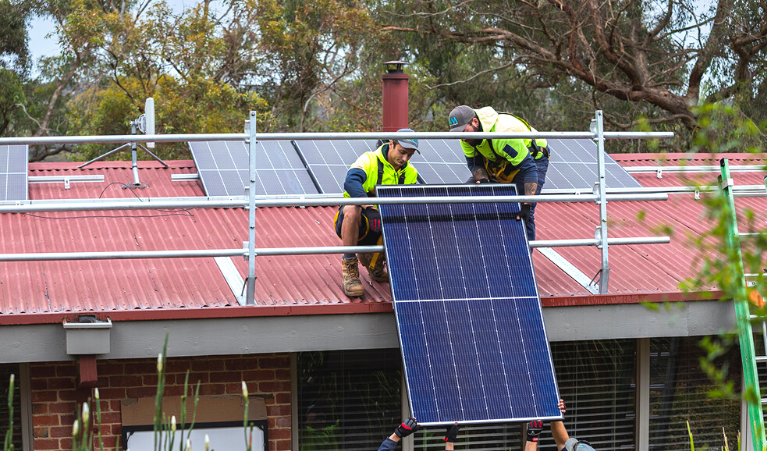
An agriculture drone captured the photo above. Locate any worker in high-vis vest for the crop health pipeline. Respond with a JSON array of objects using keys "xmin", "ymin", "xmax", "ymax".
[
  {"xmin": 448, "ymin": 105, "xmax": 550, "ymax": 241},
  {"xmin": 334, "ymin": 129, "xmax": 419, "ymax": 297}
]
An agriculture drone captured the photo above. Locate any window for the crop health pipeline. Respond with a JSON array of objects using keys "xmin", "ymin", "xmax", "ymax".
[
  {"xmin": 541, "ymin": 340, "xmax": 637, "ymax": 451},
  {"xmin": 649, "ymin": 337, "xmax": 741, "ymax": 451},
  {"xmin": 296, "ymin": 350, "xmax": 402, "ymax": 451}
]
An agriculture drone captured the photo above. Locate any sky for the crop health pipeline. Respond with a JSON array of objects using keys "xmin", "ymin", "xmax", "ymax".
[{"xmin": 26, "ymin": 0, "xmax": 190, "ymax": 64}]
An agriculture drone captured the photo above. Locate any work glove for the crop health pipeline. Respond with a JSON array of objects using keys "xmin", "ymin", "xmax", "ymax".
[
  {"xmin": 517, "ymin": 203, "xmax": 531, "ymax": 221},
  {"xmin": 394, "ymin": 417, "xmax": 419, "ymax": 438},
  {"xmin": 527, "ymin": 420, "xmax": 543, "ymax": 442},
  {"xmin": 443, "ymin": 423, "xmax": 460, "ymax": 443}
]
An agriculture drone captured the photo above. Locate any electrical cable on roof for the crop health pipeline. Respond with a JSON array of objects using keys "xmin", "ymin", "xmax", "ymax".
[
  {"xmin": 23, "ymin": 212, "xmax": 194, "ymax": 220},
  {"xmin": 23, "ymin": 180, "xmax": 195, "ymax": 219}
]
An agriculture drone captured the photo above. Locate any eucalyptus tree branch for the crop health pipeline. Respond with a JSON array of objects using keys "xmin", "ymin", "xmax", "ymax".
[
  {"xmin": 643, "ymin": 0, "xmax": 674, "ymax": 46},
  {"xmin": 426, "ymin": 61, "xmax": 517, "ymax": 89}
]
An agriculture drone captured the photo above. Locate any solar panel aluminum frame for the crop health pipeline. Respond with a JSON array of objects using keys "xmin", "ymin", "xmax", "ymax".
[{"xmin": 377, "ymin": 184, "xmax": 563, "ymax": 426}]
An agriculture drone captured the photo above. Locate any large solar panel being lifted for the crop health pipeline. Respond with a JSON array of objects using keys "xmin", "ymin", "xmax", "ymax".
[
  {"xmin": 378, "ymin": 184, "xmax": 562, "ymax": 424},
  {"xmin": 0, "ymin": 145, "xmax": 28, "ymax": 202},
  {"xmin": 189, "ymin": 141, "xmax": 318, "ymax": 196}
]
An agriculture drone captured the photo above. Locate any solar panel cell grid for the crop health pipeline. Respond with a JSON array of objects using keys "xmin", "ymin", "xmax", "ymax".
[
  {"xmin": 190, "ymin": 141, "xmax": 320, "ymax": 196},
  {"xmin": 0, "ymin": 145, "xmax": 28, "ymax": 201},
  {"xmin": 379, "ymin": 185, "xmax": 562, "ymax": 425}
]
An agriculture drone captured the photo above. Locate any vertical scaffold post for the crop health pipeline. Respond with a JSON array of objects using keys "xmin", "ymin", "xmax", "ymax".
[
  {"xmin": 595, "ymin": 110, "xmax": 610, "ymax": 294},
  {"xmin": 246, "ymin": 111, "xmax": 257, "ymax": 305},
  {"xmin": 720, "ymin": 158, "xmax": 765, "ymax": 451}
]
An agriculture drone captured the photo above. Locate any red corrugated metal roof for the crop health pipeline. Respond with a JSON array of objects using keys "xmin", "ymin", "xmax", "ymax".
[{"xmin": 0, "ymin": 154, "xmax": 763, "ymax": 324}]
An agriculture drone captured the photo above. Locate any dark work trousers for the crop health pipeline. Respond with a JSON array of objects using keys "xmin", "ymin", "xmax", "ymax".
[
  {"xmin": 465, "ymin": 176, "xmax": 535, "ymax": 242},
  {"xmin": 530, "ymin": 155, "xmax": 549, "ymax": 241}
]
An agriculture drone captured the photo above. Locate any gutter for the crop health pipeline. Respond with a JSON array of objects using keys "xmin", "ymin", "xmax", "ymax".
[{"xmin": 0, "ymin": 290, "xmax": 724, "ymax": 326}]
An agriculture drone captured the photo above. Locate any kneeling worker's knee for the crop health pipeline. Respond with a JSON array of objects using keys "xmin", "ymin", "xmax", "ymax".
[{"xmin": 343, "ymin": 205, "xmax": 363, "ymax": 221}]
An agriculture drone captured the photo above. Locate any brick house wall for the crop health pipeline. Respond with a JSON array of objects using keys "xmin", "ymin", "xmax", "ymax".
[{"xmin": 30, "ymin": 354, "xmax": 292, "ymax": 451}]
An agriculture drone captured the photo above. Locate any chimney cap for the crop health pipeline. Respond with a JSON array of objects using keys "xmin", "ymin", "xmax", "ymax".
[{"xmin": 384, "ymin": 61, "xmax": 407, "ymax": 73}]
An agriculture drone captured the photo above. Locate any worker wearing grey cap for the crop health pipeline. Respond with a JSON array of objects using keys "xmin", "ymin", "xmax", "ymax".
[
  {"xmin": 334, "ymin": 129, "xmax": 419, "ymax": 297},
  {"xmin": 448, "ymin": 105, "xmax": 548, "ymax": 241}
]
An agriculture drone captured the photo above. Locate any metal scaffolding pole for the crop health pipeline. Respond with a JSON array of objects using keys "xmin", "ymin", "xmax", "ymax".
[
  {"xmin": 0, "ymin": 131, "xmax": 674, "ymax": 146},
  {"xmin": 0, "ymin": 237, "xmax": 670, "ymax": 262},
  {"xmin": 0, "ymin": 193, "xmax": 669, "ymax": 214},
  {"xmin": 595, "ymin": 111, "xmax": 610, "ymax": 294},
  {"xmin": 246, "ymin": 112, "xmax": 257, "ymax": 305}
]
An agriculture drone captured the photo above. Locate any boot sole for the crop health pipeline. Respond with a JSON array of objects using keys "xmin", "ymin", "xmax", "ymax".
[{"xmin": 343, "ymin": 288, "xmax": 365, "ymax": 297}]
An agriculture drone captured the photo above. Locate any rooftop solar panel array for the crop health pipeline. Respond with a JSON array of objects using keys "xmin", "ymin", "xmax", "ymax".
[
  {"xmin": 378, "ymin": 184, "xmax": 562, "ymax": 424},
  {"xmin": 0, "ymin": 145, "xmax": 28, "ymax": 202},
  {"xmin": 190, "ymin": 141, "xmax": 319, "ymax": 196},
  {"xmin": 292, "ymin": 140, "xmax": 377, "ymax": 194},
  {"xmin": 409, "ymin": 139, "xmax": 471, "ymax": 184},
  {"xmin": 545, "ymin": 139, "xmax": 642, "ymax": 190},
  {"xmin": 190, "ymin": 136, "xmax": 642, "ymax": 196}
]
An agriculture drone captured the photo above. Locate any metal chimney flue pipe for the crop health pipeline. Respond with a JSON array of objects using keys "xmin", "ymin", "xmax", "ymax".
[{"xmin": 382, "ymin": 61, "xmax": 409, "ymax": 131}]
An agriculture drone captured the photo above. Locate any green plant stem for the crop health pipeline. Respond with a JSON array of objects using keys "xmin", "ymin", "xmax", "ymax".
[
  {"xmin": 4, "ymin": 375, "xmax": 15, "ymax": 451},
  {"xmin": 155, "ymin": 333, "xmax": 169, "ymax": 451}
]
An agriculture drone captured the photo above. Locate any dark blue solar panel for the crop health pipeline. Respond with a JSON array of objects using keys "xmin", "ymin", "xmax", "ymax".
[
  {"xmin": 189, "ymin": 141, "xmax": 319, "ymax": 196},
  {"xmin": 378, "ymin": 184, "xmax": 562, "ymax": 425}
]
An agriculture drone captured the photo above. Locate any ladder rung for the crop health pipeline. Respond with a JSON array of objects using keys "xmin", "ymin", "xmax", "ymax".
[{"xmin": 756, "ymin": 356, "xmax": 767, "ymax": 362}]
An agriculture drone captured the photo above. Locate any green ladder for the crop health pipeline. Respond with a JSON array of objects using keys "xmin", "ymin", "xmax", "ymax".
[{"xmin": 719, "ymin": 158, "xmax": 766, "ymax": 450}]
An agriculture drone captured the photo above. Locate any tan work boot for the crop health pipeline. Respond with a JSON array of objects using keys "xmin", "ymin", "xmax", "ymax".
[
  {"xmin": 358, "ymin": 252, "xmax": 389, "ymax": 283},
  {"xmin": 341, "ymin": 257, "xmax": 365, "ymax": 297}
]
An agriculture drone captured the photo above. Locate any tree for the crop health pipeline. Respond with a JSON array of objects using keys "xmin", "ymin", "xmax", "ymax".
[
  {"xmin": 377, "ymin": 0, "xmax": 767, "ymax": 134},
  {"xmin": 255, "ymin": 0, "xmax": 374, "ymax": 131}
]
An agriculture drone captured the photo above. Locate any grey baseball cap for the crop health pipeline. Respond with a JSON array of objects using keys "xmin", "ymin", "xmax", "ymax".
[
  {"xmin": 395, "ymin": 128, "xmax": 420, "ymax": 153},
  {"xmin": 448, "ymin": 105, "xmax": 476, "ymax": 132}
]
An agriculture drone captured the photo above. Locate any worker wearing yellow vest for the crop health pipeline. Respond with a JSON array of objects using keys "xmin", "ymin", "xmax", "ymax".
[
  {"xmin": 334, "ymin": 129, "xmax": 419, "ymax": 297},
  {"xmin": 448, "ymin": 105, "xmax": 550, "ymax": 241}
]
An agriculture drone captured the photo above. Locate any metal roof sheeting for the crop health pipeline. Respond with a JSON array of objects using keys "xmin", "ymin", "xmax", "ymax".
[{"xmin": 0, "ymin": 154, "xmax": 764, "ymax": 322}]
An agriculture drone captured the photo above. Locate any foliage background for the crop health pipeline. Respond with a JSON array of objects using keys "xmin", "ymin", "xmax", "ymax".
[{"xmin": 1, "ymin": 0, "xmax": 765, "ymax": 161}]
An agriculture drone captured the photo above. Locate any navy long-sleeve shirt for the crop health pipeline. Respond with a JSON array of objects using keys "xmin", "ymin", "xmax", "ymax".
[{"xmin": 377, "ymin": 438, "xmax": 398, "ymax": 451}]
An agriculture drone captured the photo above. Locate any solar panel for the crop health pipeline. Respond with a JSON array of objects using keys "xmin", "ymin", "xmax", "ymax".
[
  {"xmin": 0, "ymin": 145, "xmax": 28, "ymax": 202},
  {"xmin": 292, "ymin": 140, "xmax": 377, "ymax": 194},
  {"xmin": 420, "ymin": 138, "xmax": 641, "ymax": 189},
  {"xmin": 410, "ymin": 139, "xmax": 471, "ymax": 184},
  {"xmin": 378, "ymin": 184, "xmax": 562, "ymax": 424},
  {"xmin": 189, "ymin": 141, "xmax": 319, "ymax": 196},
  {"xmin": 545, "ymin": 139, "xmax": 642, "ymax": 190}
]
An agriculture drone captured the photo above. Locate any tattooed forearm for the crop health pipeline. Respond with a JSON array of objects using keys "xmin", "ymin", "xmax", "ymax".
[
  {"xmin": 473, "ymin": 167, "xmax": 490, "ymax": 181},
  {"xmin": 524, "ymin": 182, "xmax": 537, "ymax": 196}
]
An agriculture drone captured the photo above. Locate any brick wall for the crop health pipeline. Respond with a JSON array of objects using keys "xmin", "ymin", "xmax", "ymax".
[{"xmin": 30, "ymin": 354, "xmax": 292, "ymax": 451}]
